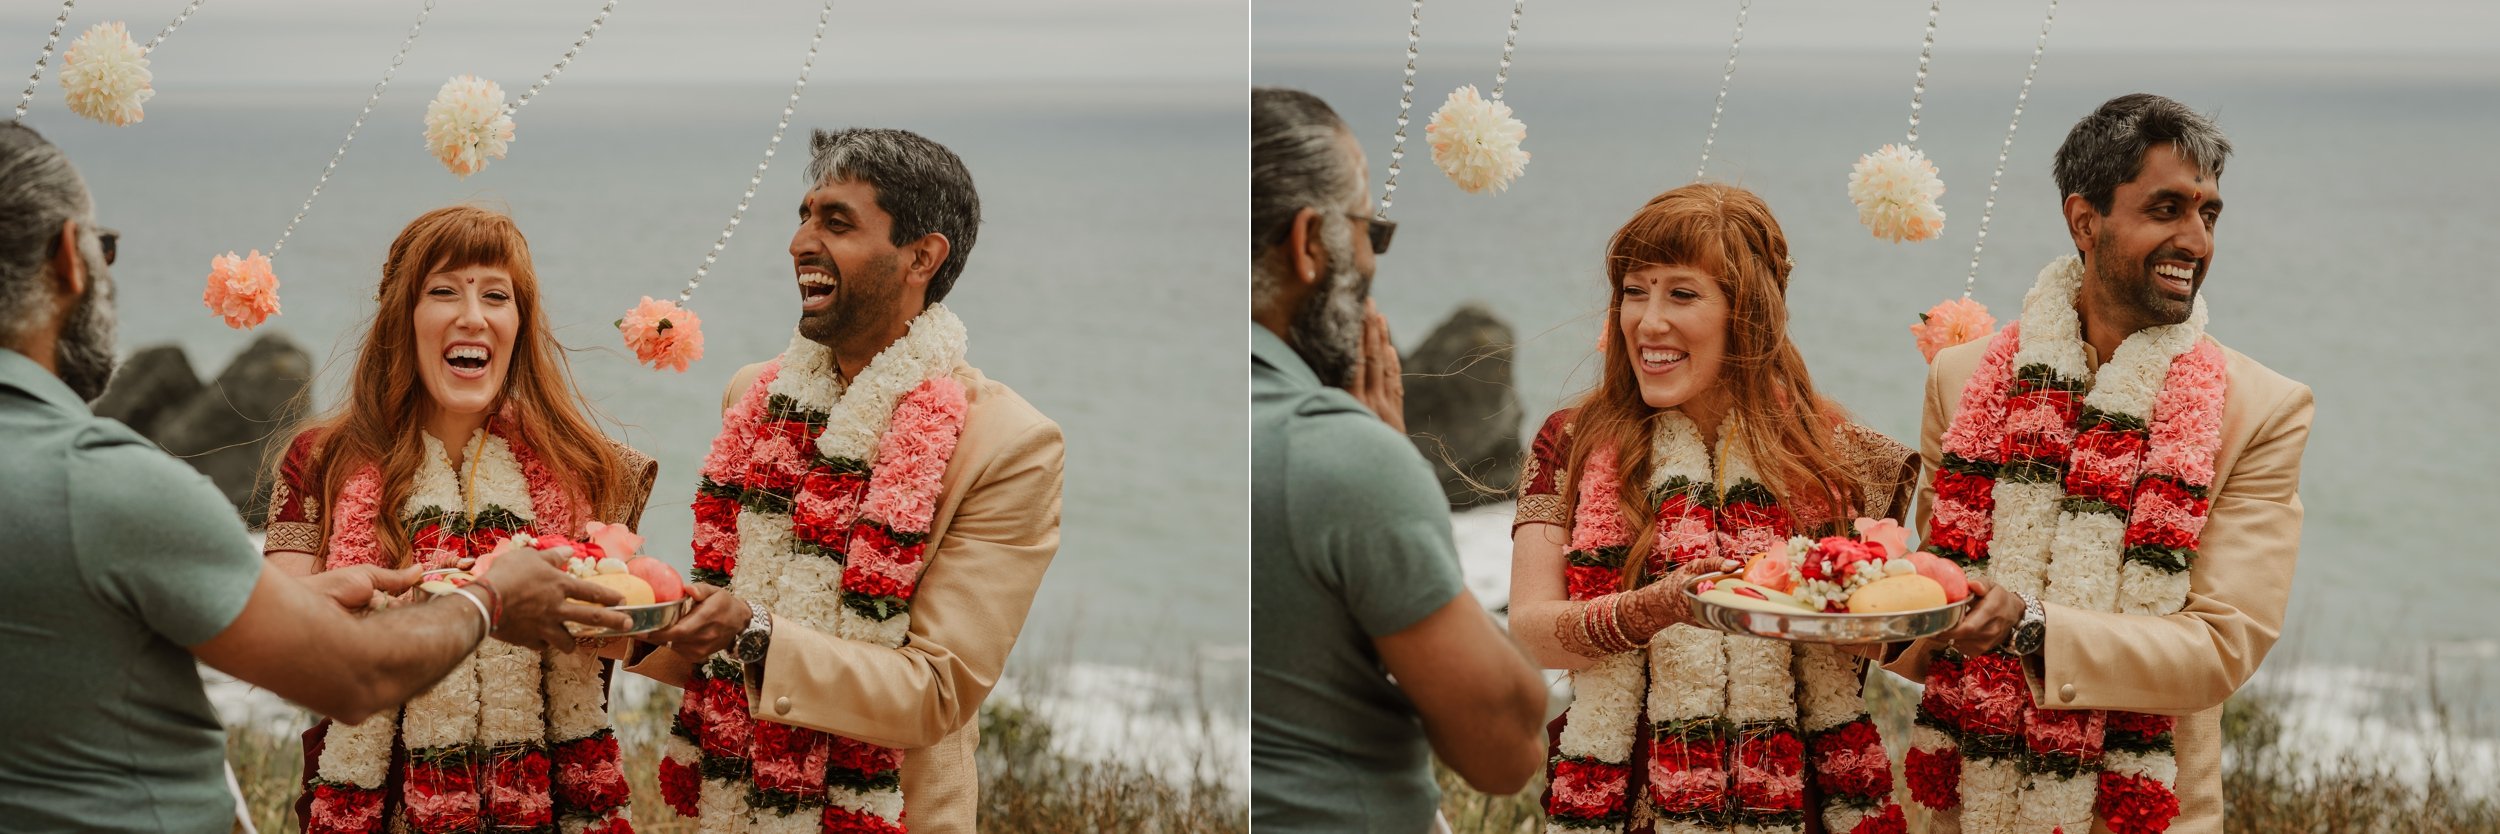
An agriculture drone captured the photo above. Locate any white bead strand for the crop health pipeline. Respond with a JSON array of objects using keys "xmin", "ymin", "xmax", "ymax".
[
  {"xmin": 1377, "ymin": 0, "xmax": 1424, "ymax": 219},
  {"xmin": 1694, "ymin": 0, "xmax": 1750, "ymax": 181},
  {"xmin": 13, "ymin": 0, "xmax": 75, "ymax": 120},
  {"xmin": 271, "ymin": 0, "xmax": 437, "ymax": 260},
  {"xmin": 1963, "ymin": 0, "xmax": 2059, "ymax": 298},
  {"xmin": 677, "ymin": 0, "xmax": 835, "ymax": 304}
]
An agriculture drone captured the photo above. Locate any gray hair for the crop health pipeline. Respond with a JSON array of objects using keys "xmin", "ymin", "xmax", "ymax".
[
  {"xmin": 805, "ymin": 128, "xmax": 980, "ymax": 306},
  {"xmin": 0, "ymin": 123, "xmax": 92, "ymax": 349},
  {"xmin": 2052, "ymin": 93, "xmax": 2232, "ymax": 215},
  {"xmin": 1251, "ymin": 87, "xmax": 1360, "ymax": 310}
]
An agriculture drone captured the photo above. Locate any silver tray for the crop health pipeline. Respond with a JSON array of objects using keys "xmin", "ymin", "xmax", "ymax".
[
  {"xmin": 1683, "ymin": 573, "xmax": 1969, "ymax": 644},
  {"xmin": 571, "ymin": 598, "xmax": 692, "ymax": 638}
]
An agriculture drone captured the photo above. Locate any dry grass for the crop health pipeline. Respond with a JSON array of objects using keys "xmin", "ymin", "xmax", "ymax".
[
  {"xmin": 225, "ymin": 677, "xmax": 1244, "ymax": 833},
  {"xmin": 1432, "ymin": 670, "xmax": 2498, "ymax": 834}
]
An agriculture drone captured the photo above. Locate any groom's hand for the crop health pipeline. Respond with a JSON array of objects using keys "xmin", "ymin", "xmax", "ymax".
[
  {"xmin": 648, "ymin": 584, "xmax": 752, "ymax": 662},
  {"xmin": 1939, "ymin": 575, "xmax": 2022, "ymax": 657}
]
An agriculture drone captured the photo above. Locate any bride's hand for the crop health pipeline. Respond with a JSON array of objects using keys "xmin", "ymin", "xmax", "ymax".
[{"xmin": 1349, "ymin": 299, "xmax": 1406, "ymax": 433}]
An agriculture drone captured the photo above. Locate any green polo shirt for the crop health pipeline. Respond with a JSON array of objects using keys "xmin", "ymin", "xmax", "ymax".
[
  {"xmin": 0, "ymin": 348, "xmax": 264, "ymax": 832},
  {"xmin": 1251, "ymin": 327, "xmax": 1467, "ymax": 834}
]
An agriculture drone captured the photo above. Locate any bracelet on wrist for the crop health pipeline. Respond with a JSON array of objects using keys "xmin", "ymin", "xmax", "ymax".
[{"xmin": 447, "ymin": 586, "xmax": 495, "ymax": 636}]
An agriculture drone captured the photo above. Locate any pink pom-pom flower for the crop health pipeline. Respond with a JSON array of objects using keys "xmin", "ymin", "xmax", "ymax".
[
  {"xmin": 616, "ymin": 296, "xmax": 704, "ymax": 372},
  {"xmin": 202, "ymin": 250, "xmax": 281, "ymax": 329},
  {"xmin": 1911, "ymin": 296, "xmax": 1996, "ymax": 363}
]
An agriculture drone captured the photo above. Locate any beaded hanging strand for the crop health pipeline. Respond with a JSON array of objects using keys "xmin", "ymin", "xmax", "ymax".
[
  {"xmin": 274, "ymin": 0, "xmax": 435, "ymax": 263},
  {"xmin": 1847, "ymin": 1, "xmax": 1949, "ymax": 244},
  {"xmin": 1423, "ymin": 0, "xmax": 1530, "ymax": 193},
  {"xmin": 611, "ymin": 0, "xmax": 833, "ymax": 372},
  {"xmin": 1377, "ymin": 0, "xmax": 1423, "ymax": 219},
  {"xmin": 676, "ymin": 0, "xmax": 833, "ymax": 305},
  {"xmin": 1963, "ymin": 0, "xmax": 2060, "ymax": 297},
  {"xmin": 505, "ymin": 0, "xmax": 618, "ymax": 116},
  {"xmin": 13, "ymin": 0, "xmax": 74, "ymax": 120},
  {"xmin": 194, "ymin": 0, "xmax": 435, "ymax": 332},
  {"xmin": 1693, "ymin": 0, "xmax": 1749, "ymax": 181},
  {"xmin": 141, "ymin": 0, "xmax": 209, "ymax": 54},
  {"xmin": 1907, "ymin": 0, "xmax": 2057, "ymax": 364}
]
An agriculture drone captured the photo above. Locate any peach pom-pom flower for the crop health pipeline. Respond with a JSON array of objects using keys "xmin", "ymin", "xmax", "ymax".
[
  {"xmin": 202, "ymin": 250, "xmax": 281, "ymax": 329},
  {"xmin": 60, "ymin": 22, "xmax": 154, "ymax": 127},
  {"xmin": 616, "ymin": 296, "xmax": 704, "ymax": 372},
  {"xmin": 1911, "ymin": 296, "xmax": 1997, "ymax": 363},
  {"xmin": 423, "ymin": 75, "xmax": 515, "ymax": 177},
  {"xmin": 1849, "ymin": 143, "xmax": 1946, "ymax": 243},
  {"xmin": 1427, "ymin": 85, "xmax": 1530, "ymax": 194}
]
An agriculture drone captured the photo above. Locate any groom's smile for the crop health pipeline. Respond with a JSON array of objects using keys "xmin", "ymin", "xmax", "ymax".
[{"xmin": 798, "ymin": 263, "xmax": 837, "ymax": 313}]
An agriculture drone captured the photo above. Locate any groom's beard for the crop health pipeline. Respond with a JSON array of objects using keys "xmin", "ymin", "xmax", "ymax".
[
  {"xmin": 1286, "ymin": 215, "xmax": 1367, "ymax": 389},
  {"xmin": 57, "ymin": 250, "xmax": 119, "ymax": 402},
  {"xmin": 2091, "ymin": 232, "xmax": 2199, "ymax": 328},
  {"xmin": 797, "ymin": 250, "xmax": 905, "ymax": 353}
]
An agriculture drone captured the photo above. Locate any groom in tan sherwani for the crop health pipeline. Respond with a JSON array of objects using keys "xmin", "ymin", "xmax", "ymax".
[
  {"xmin": 1887, "ymin": 94, "xmax": 2313, "ymax": 834},
  {"xmin": 634, "ymin": 128, "xmax": 1064, "ymax": 833}
]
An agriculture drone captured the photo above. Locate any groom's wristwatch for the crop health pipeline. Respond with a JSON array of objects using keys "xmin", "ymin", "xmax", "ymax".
[
  {"xmin": 735, "ymin": 607, "xmax": 774, "ymax": 665},
  {"xmin": 2008, "ymin": 591, "xmax": 2047, "ymax": 656}
]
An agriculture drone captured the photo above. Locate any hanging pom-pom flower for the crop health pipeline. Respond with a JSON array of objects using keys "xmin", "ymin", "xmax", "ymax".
[
  {"xmin": 59, "ymin": 22, "xmax": 154, "ymax": 127},
  {"xmin": 203, "ymin": 250, "xmax": 282, "ymax": 330},
  {"xmin": 423, "ymin": 75, "xmax": 515, "ymax": 178},
  {"xmin": 1426, "ymin": 85, "xmax": 1530, "ymax": 194},
  {"xmin": 1910, "ymin": 296, "xmax": 1996, "ymax": 363},
  {"xmin": 1849, "ymin": 143, "xmax": 1947, "ymax": 243},
  {"xmin": 617, "ymin": 296, "xmax": 704, "ymax": 372}
]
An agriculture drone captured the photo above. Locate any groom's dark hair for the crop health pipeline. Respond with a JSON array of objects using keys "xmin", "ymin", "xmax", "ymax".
[
  {"xmin": 2052, "ymin": 93, "xmax": 2232, "ymax": 216},
  {"xmin": 806, "ymin": 128, "xmax": 981, "ymax": 306}
]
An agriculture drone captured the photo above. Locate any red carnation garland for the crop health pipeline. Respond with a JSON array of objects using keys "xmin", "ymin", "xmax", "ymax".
[{"xmin": 668, "ymin": 318, "xmax": 970, "ymax": 832}]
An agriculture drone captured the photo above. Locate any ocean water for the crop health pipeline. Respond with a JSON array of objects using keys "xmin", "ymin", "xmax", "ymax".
[
  {"xmin": 1257, "ymin": 45, "xmax": 2500, "ymax": 755},
  {"xmin": 24, "ymin": 77, "xmax": 1246, "ymax": 776}
]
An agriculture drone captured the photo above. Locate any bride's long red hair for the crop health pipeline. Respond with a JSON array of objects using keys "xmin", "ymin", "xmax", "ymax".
[
  {"xmin": 1561, "ymin": 183, "xmax": 1860, "ymax": 591},
  {"xmin": 291, "ymin": 206, "xmax": 623, "ymax": 566}
]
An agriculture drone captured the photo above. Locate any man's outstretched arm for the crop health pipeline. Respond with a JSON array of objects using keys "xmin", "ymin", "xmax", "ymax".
[
  {"xmin": 1375, "ymin": 589, "xmax": 1550, "ymax": 795},
  {"xmin": 193, "ymin": 548, "xmax": 631, "ymax": 724}
]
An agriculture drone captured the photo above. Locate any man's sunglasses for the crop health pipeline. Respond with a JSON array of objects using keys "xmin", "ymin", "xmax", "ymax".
[
  {"xmin": 1353, "ymin": 212, "xmax": 1395, "ymax": 256},
  {"xmin": 46, "ymin": 224, "xmax": 118, "ymax": 267},
  {"xmin": 1264, "ymin": 210, "xmax": 1395, "ymax": 256}
]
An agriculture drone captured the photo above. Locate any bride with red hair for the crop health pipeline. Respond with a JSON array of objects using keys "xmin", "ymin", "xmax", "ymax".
[
  {"xmin": 260, "ymin": 205, "xmax": 656, "ymax": 834},
  {"xmin": 1510, "ymin": 183, "xmax": 1919, "ymax": 833}
]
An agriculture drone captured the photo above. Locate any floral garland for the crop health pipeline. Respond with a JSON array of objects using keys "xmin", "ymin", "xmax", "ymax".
[
  {"xmin": 1907, "ymin": 255, "xmax": 2222, "ymax": 834},
  {"xmin": 1544, "ymin": 411, "xmax": 1904, "ymax": 834},
  {"xmin": 665, "ymin": 305, "xmax": 971, "ymax": 833},
  {"xmin": 304, "ymin": 421, "xmax": 632, "ymax": 834}
]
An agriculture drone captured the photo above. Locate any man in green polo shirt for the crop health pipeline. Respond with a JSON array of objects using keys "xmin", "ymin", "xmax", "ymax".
[
  {"xmin": 1250, "ymin": 87, "xmax": 1550, "ymax": 834},
  {"xmin": 0, "ymin": 123, "xmax": 631, "ymax": 832}
]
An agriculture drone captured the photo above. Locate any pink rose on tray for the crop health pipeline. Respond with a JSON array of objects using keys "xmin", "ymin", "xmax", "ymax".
[{"xmin": 1852, "ymin": 517, "xmax": 1912, "ymax": 560}]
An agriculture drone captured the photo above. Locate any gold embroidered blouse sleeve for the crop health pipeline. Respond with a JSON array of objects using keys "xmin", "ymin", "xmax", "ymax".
[
  {"xmin": 2036, "ymin": 375, "xmax": 2312, "ymax": 715},
  {"xmin": 747, "ymin": 409, "xmax": 1065, "ymax": 750},
  {"xmin": 263, "ymin": 431, "xmax": 326, "ymax": 560},
  {"xmin": 600, "ymin": 441, "xmax": 660, "ymax": 529}
]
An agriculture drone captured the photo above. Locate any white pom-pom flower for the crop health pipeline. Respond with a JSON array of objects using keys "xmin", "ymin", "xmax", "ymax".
[
  {"xmin": 59, "ymin": 22, "xmax": 154, "ymax": 127},
  {"xmin": 1848, "ymin": 143, "xmax": 1947, "ymax": 243},
  {"xmin": 1426, "ymin": 84, "xmax": 1529, "ymax": 194},
  {"xmin": 424, "ymin": 75, "xmax": 515, "ymax": 177}
]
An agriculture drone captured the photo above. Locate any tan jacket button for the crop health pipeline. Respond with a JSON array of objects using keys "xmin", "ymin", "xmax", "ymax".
[
  {"xmin": 774, "ymin": 696, "xmax": 792, "ymax": 715},
  {"xmin": 2058, "ymin": 683, "xmax": 2076, "ymax": 703}
]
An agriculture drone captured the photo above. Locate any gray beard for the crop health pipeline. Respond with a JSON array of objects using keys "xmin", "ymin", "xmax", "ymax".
[
  {"xmin": 57, "ymin": 256, "xmax": 118, "ymax": 402},
  {"xmin": 1286, "ymin": 215, "xmax": 1367, "ymax": 389}
]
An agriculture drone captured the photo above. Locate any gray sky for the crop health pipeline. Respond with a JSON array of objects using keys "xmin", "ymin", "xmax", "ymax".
[
  {"xmin": 1258, "ymin": 0, "xmax": 2500, "ymax": 56},
  {"xmin": 5, "ymin": 0, "xmax": 1244, "ymax": 85}
]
